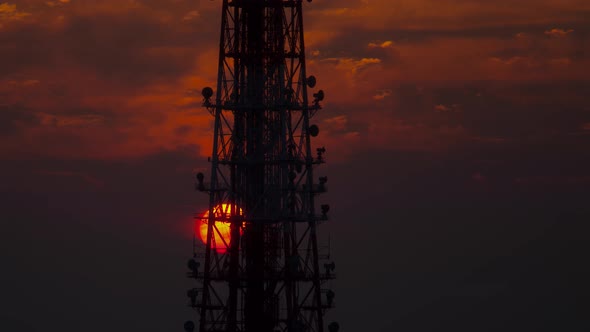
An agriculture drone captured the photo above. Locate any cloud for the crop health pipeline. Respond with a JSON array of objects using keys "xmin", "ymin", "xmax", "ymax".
[
  {"xmin": 45, "ymin": 0, "xmax": 71, "ymax": 7},
  {"xmin": 368, "ymin": 40, "xmax": 394, "ymax": 48},
  {"xmin": 182, "ymin": 10, "xmax": 199, "ymax": 21},
  {"xmin": 59, "ymin": 13, "xmax": 201, "ymax": 84},
  {"xmin": 0, "ymin": 3, "xmax": 31, "ymax": 22},
  {"xmin": 323, "ymin": 114, "xmax": 349, "ymax": 131},
  {"xmin": 36, "ymin": 113, "xmax": 105, "ymax": 127},
  {"xmin": 0, "ymin": 3, "xmax": 215, "ymax": 82},
  {"xmin": 434, "ymin": 104, "xmax": 452, "ymax": 112},
  {"xmin": 0, "ymin": 1, "xmax": 221, "ymax": 159},
  {"xmin": 548, "ymin": 57, "xmax": 572, "ymax": 66},
  {"xmin": 174, "ymin": 124, "xmax": 192, "ymax": 136},
  {"xmin": 0, "ymin": 104, "xmax": 39, "ymax": 136},
  {"xmin": 373, "ymin": 89, "xmax": 392, "ymax": 100},
  {"xmin": 22, "ymin": 79, "xmax": 40, "ymax": 86},
  {"xmin": 489, "ymin": 56, "xmax": 535, "ymax": 66},
  {"xmin": 322, "ymin": 57, "xmax": 381, "ymax": 76},
  {"xmin": 544, "ymin": 28, "xmax": 574, "ymax": 37},
  {"xmin": 2, "ymin": 0, "xmax": 590, "ymax": 163}
]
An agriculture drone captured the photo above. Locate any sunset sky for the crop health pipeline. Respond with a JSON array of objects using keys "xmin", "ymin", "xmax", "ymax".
[{"xmin": 1, "ymin": 0, "xmax": 589, "ymax": 331}]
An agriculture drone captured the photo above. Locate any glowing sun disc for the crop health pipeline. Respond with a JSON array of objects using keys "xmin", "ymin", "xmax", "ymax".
[{"xmin": 197, "ymin": 203, "xmax": 243, "ymax": 253}]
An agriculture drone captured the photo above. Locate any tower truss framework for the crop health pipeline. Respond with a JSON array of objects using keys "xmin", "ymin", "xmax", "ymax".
[{"xmin": 185, "ymin": 1, "xmax": 337, "ymax": 332}]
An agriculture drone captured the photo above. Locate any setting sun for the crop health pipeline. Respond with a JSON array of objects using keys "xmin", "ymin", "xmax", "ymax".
[{"xmin": 197, "ymin": 204, "xmax": 243, "ymax": 253}]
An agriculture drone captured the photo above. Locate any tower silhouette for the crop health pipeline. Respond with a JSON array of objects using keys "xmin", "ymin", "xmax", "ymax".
[{"xmin": 185, "ymin": 1, "xmax": 336, "ymax": 332}]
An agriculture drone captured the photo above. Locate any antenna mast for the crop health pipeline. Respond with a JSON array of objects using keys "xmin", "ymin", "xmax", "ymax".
[{"xmin": 185, "ymin": 1, "xmax": 337, "ymax": 331}]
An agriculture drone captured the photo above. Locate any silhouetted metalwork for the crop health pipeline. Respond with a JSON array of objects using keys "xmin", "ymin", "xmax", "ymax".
[{"xmin": 185, "ymin": 1, "xmax": 336, "ymax": 331}]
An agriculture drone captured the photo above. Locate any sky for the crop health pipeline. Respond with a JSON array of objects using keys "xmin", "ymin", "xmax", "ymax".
[{"xmin": 1, "ymin": 0, "xmax": 589, "ymax": 331}]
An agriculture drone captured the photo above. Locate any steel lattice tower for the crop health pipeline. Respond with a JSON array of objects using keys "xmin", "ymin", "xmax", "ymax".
[{"xmin": 184, "ymin": 1, "xmax": 337, "ymax": 332}]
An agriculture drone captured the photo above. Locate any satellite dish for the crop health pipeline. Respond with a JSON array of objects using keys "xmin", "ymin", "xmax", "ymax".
[
  {"xmin": 201, "ymin": 87, "xmax": 213, "ymax": 99},
  {"xmin": 195, "ymin": 173, "xmax": 205, "ymax": 191},
  {"xmin": 313, "ymin": 90, "xmax": 324, "ymax": 101},
  {"xmin": 186, "ymin": 288, "xmax": 198, "ymax": 298},
  {"xmin": 328, "ymin": 322, "xmax": 340, "ymax": 332},
  {"xmin": 187, "ymin": 259, "xmax": 200, "ymax": 272},
  {"xmin": 327, "ymin": 290, "xmax": 335, "ymax": 299},
  {"xmin": 309, "ymin": 124, "xmax": 319, "ymax": 137},
  {"xmin": 307, "ymin": 75, "xmax": 317, "ymax": 88},
  {"xmin": 184, "ymin": 320, "xmax": 195, "ymax": 332}
]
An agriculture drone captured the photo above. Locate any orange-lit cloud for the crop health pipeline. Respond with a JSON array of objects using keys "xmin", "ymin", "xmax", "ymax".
[
  {"xmin": 544, "ymin": 28, "xmax": 574, "ymax": 37},
  {"xmin": 0, "ymin": 3, "xmax": 31, "ymax": 27},
  {"xmin": 1, "ymin": 0, "xmax": 589, "ymax": 163}
]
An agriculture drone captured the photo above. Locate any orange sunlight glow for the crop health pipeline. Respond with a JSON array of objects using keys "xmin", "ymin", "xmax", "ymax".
[{"xmin": 198, "ymin": 203, "xmax": 243, "ymax": 253}]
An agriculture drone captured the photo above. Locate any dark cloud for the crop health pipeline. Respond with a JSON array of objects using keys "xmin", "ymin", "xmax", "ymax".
[
  {"xmin": 60, "ymin": 14, "xmax": 202, "ymax": 84},
  {"xmin": 462, "ymin": 81, "xmax": 590, "ymax": 139},
  {"xmin": 0, "ymin": 24, "xmax": 56, "ymax": 76},
  {"xmin": 1, "ymin": 6, "xmax": 216, "ymax": 85},
  {"xmin": 378, "ymin": 80, "xmax": 590, "ymax": 143},
  {"xmin": 174, "ymin": 124, "xmax": 192, "ymax": 136},
  {"xmin": 0, "ymin": 104, "xmax": 39, "ymax": 136},
  {"xmin": 321, "ymin": 146, "xmax": 590, "ymax": 331}
]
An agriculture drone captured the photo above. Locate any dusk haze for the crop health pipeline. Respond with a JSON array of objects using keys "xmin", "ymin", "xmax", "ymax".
[{"xmin": 1, "ymin": 1, "xmax": 589, "ymax": 331}]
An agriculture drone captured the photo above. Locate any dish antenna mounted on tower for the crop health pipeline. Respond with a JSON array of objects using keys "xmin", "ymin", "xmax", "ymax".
[{"xmin": 184, "ymin": 1, "xmax": 337, "ymax": 332}]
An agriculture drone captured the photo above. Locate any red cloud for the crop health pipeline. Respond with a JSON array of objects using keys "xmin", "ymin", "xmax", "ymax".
[{"xmin": 544, "ymin": 28, "xmax": 574, "ymax": 37}]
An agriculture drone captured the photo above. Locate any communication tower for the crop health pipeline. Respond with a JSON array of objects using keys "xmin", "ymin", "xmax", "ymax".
[{"xmin": 184, "ymin": 1, "xmax": 337, "ymax": 332}]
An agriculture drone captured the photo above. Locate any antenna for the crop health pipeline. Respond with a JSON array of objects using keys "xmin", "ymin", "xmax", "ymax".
[{"xmin": 184, "ymin": 1, "xmax": 338, "ymax": 331}]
